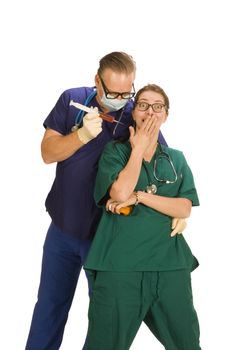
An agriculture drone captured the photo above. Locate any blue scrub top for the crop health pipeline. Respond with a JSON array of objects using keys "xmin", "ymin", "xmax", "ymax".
[{"xmin": 43, "ymin": 87, "xmax": 167, "ymax": 239}]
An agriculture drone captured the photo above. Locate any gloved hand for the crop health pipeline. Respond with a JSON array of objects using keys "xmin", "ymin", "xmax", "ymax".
[
  {"xmin": 77, "ymin": 107, "xmax": 102, "ymax": 144},
  {"xmin": 170, "ymin": 218, "xmax": 187, "ymax": 237}
]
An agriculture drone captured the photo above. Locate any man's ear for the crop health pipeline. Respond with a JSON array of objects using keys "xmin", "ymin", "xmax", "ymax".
[{"xmin": 95, "ymin": 74, "xmax": 100, "ymax": 87}]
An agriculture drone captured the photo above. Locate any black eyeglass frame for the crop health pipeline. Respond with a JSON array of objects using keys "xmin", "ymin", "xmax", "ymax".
[
  {"xmin": 136, "ymin": 102, "xmax": 166, "ymax": 113},
  {"xmin": 99, "ymin": 76, "xmax": 135, "ymax": 99}
]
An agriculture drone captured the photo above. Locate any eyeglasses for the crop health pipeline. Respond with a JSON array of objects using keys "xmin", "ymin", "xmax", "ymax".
[
  {"xmin": 136, "ymin": 102, "xmax": 166, "ymax": 113},
  {"xmin": 99, "ymin": 76, "xmax": 135, "ymax": 99}
]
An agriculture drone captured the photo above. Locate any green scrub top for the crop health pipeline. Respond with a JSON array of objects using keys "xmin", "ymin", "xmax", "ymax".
[{"xmin": 84, "ymin": 141, "xmax": 199, "ymax": 272}]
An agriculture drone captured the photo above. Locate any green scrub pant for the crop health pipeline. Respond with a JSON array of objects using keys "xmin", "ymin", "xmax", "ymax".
[{"xmin": 86, "ymin": 270, "xmax": 201, "ymax": 350}]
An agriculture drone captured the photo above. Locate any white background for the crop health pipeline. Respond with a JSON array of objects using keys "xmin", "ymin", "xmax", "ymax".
[{"xmin": 1, "ymin": 0, "xmax": 232, "ymax": 349}]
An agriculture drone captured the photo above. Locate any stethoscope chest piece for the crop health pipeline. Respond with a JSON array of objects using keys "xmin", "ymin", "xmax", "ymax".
[{"xmin": 146, "ymin": 184, "xmax": 157, "ymax": 194}]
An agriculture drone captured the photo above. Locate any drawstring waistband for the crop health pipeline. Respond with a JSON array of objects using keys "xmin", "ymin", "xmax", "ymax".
[{"xmin": 139, "ymin": 272, "xmax": 160, "ymax": 319}]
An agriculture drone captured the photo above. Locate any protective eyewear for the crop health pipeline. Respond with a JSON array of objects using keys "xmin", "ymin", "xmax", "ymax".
[{"xmin": 99, "ymin": 76, "xmax": 135, "ymax": 99}]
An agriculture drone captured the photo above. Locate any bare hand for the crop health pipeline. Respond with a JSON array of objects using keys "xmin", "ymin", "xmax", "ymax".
[
  {"xmin": 106, "ymin": 194, "xmax": 136, "ymax": 215},
  {"xmin": 129, "ymin": 116, "xmax": 161, "ymax": 153},
  {"xmin": 105, "ymin": 198, "xmax": 118, "ymax": 213}
]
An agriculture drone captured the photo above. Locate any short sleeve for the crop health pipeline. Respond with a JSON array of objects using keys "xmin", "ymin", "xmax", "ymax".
[
  {"xmin": 43, "ymin": 87, "xmax": 95, "ymax": 135},
  {"xmin": 177, "ymin": 153, "xmax": 200, "ymax": 206},
  {"xmin": 43, "ymin": 91, "xmax": 70, "ymax": 135},
  {"xmin": 94, "ymin": 142, "xmax": 130, "ymax": 206}
]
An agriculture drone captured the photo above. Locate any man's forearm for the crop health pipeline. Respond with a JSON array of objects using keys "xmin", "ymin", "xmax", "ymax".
[{"xmin": 41, "ymin": 131, "xmax": 83, "ymax": 164}]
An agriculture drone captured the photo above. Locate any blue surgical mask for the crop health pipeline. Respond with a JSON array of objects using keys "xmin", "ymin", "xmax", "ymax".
[{"xmin": 101, "ymin": 93, "xmax": 129, "ymax": 112}]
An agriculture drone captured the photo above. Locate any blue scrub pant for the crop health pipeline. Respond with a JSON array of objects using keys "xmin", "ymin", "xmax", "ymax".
[{"xmin": 25, "ymin": 222, "xmax": 92, "ymax": 350}]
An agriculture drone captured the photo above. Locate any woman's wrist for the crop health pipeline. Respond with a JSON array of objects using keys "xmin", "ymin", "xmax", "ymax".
[
  {"xmin": 134, "ymin": 191, "xmax": 139, "ymax": 205},
  {"xmin": 131, "ymin": 146, "xmax": 144, "ymax": 160},
  {"xmin": 134, "ymin": 191, "xmax": 143, "ymax": 205}
]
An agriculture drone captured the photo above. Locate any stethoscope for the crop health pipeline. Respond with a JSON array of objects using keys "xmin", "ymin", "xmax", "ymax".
[{"xmin": 143, "ymin": 143, "xmax": 178, "ymax": 194}]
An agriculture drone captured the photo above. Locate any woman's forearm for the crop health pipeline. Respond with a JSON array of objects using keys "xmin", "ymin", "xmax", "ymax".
[
  {"xmin": 109, "ymin": 147, "xmax": 144, "ymax": 202},
  {"xmin": 137, "ymin": 191, "xmax": 192, "ymax": 218}
]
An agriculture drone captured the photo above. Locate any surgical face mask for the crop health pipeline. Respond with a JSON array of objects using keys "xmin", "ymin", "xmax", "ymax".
[{"xmin": 101, "ymin": 93, "xmax": 129, "ymax": 112}]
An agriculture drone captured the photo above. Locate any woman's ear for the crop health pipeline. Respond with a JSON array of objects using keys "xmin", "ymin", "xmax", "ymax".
[
  {"xmin": 131, "ymin": 111, "xmax": 136, "ymax": 128},
  {"xmin": 163, "ymin": 111, "xmax": 168, "ymax": 123},
  {"xmin": 132, "ymin": 109, "xmax": 135, "ymax": 120}
]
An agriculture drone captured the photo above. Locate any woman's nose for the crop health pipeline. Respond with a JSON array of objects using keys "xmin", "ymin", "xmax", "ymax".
[{"xmin": 146, "ymin": 106, "xmax": 155, "ymax": 115}]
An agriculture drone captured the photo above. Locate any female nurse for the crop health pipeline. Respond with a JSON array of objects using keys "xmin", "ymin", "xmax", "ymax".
[{"xmin": 84, "ymin": 84, "xmax": 201, "ymax": 350}]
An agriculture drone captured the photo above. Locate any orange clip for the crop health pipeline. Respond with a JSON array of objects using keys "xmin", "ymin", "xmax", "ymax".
[{"xmin": 119, "ymin": 206, "xmax": 133, "ymax": 216}]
